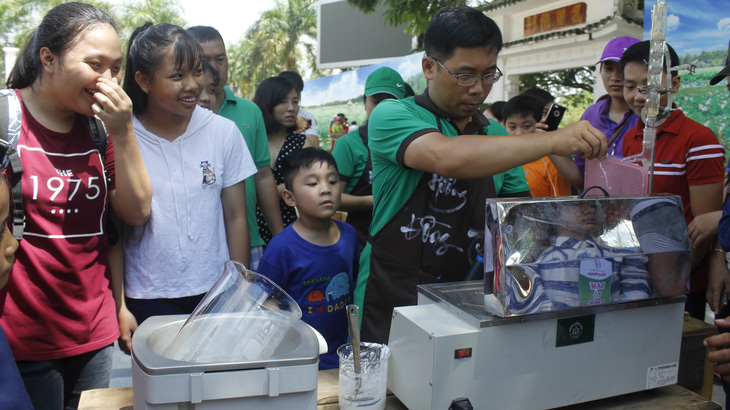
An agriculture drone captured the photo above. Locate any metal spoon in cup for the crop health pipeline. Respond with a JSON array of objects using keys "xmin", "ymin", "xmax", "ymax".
[{"xmin": 346, "ymin": 304, "xmax": 361, "ymax": 373}]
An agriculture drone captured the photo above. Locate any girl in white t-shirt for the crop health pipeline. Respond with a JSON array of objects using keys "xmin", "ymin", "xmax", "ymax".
[{"xmin": 120, "ymin": 23, "xmax": 256, "ymax": 325}]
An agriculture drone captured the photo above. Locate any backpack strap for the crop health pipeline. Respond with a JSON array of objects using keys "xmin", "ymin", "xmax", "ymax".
[
  {"xmin": 85, "ymin": 115, "xmax": 119, "ymax": 244},
  {"xmin": 86, "ymin": 115, "xmax": 108, "ymax": 157},
  {"xmin": 0, "ymin": 89, "xmax": 25, "ymax": 240}
]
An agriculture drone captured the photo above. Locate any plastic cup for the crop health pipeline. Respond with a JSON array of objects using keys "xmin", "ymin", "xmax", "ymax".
[
  {"xmin": 162, "ymin": 261, "xmax": 302, "ymax": 363},
  {"xmin": 337, "ymin": 342, "xmax": 390, "ymax": 409}
]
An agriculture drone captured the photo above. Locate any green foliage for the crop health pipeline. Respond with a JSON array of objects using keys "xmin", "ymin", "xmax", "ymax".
[
  {"xmin": 116, "ymin": 0, "xmax": 187, "ymax": 43},
  {"xmin": 680, "ymin": 49, "xmax": 728, "ymax": 69},
  {"xmin": 557, "ymin": 90, "xmax": 593, "ymax": 128},
  {"xmin": 0, "ymin": 0, "xmax": 36, "ymax": 47},
  {"xmin": 346, "ymin": 0, "xmax": 468, "ymax": 41},
  {"xmin": 0, "ymin": 0, "xmax": 118, "ymax": 47},
  {"xmin": 673, "ymin": 67, "xmax": 728, "ymax": 149},
  {"xmin": 0, "ymin": 0, "xmax": 185, "ymax": 83},
  {"xmin": 227, "ymin": 0, "xmax": 317, "ymax": 98},
  {"xmin": 519, "ymin": 67, "xmax": 595, "ymax": 95}
]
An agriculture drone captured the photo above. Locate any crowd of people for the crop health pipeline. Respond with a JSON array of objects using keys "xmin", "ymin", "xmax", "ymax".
[{"xmin": 0, "ymin": 2, "xmax": 729, "ymax": 409}]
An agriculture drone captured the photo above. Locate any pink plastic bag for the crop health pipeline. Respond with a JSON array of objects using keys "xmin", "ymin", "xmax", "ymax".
[{"xmin": 584, "ymin": 157, "xmax": 648, "ymax": 196}]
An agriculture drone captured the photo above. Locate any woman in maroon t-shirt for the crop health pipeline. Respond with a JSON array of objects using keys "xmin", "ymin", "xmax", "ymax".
[{"xmin": 1, "ymin": 3, "xmax": 151, "ymax": 408}]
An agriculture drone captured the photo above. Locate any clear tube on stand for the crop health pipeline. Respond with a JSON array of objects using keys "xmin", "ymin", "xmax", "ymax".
[{"xmin": 643, "ymin": 0, "xmax": 668, "ymax": 193}]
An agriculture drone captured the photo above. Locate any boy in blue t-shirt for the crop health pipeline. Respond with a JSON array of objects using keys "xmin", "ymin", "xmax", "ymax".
[{"xmin": 257, "ymin": 148, "xmax": 360, "ymax": 369}]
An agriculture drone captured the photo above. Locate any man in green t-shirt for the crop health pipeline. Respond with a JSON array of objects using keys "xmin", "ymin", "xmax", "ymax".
[
  {"xmin": 357, "ymin": 6, "xmax": 607, "ymax": 344},
  {"xmin": 332, "ymin": 67, "xmax": 408, "ymax": 250},
  {"xmin": 188, "ymin": 26, "xmax": 284, "ymax": 269}
]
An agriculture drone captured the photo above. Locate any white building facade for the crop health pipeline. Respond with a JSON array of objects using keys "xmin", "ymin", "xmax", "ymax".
[{"xmin": 482, "ymin": 0, "xmax": 643, "ymax": 102}]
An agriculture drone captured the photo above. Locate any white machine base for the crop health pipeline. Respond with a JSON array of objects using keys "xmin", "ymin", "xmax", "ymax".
[
  {"xmin": 388, "ymin": 299, "xmax": 684, "ymax": 409},
  {"xmin": 131, "ymin": 315, "xmax": 319, "ymax": 409}
]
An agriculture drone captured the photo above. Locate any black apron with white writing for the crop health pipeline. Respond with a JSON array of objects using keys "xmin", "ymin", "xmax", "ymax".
[
  {"xmin": 346, "ymin": 126, "xmax": 373, "ymax": 250},
  {"xmin": 361, "ymin": 168, "xmax": 496, "ymax": 343}
]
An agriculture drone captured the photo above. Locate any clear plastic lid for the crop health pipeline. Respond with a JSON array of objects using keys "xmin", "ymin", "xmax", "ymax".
[{"xmin": 163, "ymin": 261, "xmax": 302, "ymax": 363}]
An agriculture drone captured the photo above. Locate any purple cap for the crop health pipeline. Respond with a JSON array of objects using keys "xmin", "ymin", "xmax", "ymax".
[{"xmin": 596, "ymin": 36, "xmax": 641, "ymax": 65}]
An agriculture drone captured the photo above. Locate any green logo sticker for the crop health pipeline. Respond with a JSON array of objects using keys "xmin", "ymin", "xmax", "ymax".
[{"xmin": 556, "ymin": 314, "xmax": 595, "ymax": 347}]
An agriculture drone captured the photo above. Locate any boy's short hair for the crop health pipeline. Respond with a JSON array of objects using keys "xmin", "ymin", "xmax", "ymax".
[
  {"xmin": 620, "ymin": 40, "xmax": 679, "ymax": 78},
  {"xmin": 520, "ymin": 87, "xmax": 555, "ymax": 107},
  {"xmin": 502, "ymin": 95, "xmax": 543, "ymax": 124},
  {"xmin": 424, "ymin": 6, "xmax": 502, "ymax": 62},
  {"xmin": 282, "ymin": 148, "xmax": 339, "ymax": 191},
  {"xmin": 186, "ymin": 25, "xmax": 224, "ymax": 44}
]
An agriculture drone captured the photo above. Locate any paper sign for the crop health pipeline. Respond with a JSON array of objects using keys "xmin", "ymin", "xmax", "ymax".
[{"xmin": 579, "ymin": 259, "xmax": 612, "ymax": 306}]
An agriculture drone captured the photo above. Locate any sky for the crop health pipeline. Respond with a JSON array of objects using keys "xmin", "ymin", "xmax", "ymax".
[
  {"xmin": 176, "ymin": 0, "xmax": 278, "ymax": 44},
  {"xmin": 643, "ymin": 0, "xmax": 729, "ymax": 56},
  {"xmin": 109, "ymin": 0, "xmax": 279, "ymax": 44}
]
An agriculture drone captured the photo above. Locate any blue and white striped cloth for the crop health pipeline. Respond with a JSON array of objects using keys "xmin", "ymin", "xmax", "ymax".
[{"xmin": 506, "ymin": 236, "xmax": 652, "ymax": 314}]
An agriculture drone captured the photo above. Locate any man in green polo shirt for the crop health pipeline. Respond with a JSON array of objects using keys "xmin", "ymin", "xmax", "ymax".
[
  {"xmin": 332, "ymin": 67, "xmax": 408, "ymax": 250},
  {"xmin": 356, "ymin": 6, "xmax": 607, "ymax": 344},
  {"xmin": 333, "ymin": 66, "xmax": 530, "ymax": 252},
  {"xmin": 188, "ymin": 26, "xmax": 284, "ymax": 269}
]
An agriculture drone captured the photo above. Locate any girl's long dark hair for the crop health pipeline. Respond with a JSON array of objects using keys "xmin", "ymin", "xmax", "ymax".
[
  {"xmin": 123, "ymin": 23, "xmax": 203, "ymax": 115},
  {"xmin": 7, "ymin": 2, "xmax": 117, "ymax": 89},
  {"xmin": 253, "ymin": 76, "xmax": 297, "ymax": 135}
]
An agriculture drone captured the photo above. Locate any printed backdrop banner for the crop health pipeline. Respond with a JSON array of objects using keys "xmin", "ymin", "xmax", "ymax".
[
  {"xmin": 302, "ymin": 52, "xmax": 426, "ymax": 142},
  {"xmin": 643, "ymin": 0, "xmax": 729, "ymax": 146}
]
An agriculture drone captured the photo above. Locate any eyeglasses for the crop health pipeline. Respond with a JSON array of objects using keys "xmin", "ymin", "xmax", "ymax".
[{"xmin": 430, "ymin": 57, "xmax": 503, "ymax": 86}]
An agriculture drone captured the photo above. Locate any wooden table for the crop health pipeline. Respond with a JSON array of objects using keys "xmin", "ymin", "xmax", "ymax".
[{"xmin": 79, "ymin": 369, "xmax": 719, "ymax": 409}]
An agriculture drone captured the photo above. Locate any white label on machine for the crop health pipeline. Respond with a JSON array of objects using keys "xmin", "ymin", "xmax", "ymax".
[{"xmin": 646, "ymin": 362, "xmax": 678, "ymax": 389}]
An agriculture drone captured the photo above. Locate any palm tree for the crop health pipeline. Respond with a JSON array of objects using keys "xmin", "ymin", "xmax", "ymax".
[
  {"xmin": 266, "ymin": 0, "xmax": 317, "ymax": 71},
  {"xmin": 226, "ymin": 0, "xmax": 317, "ymax": 97},
  {"xmin": 116, "ymin": 0, "xmax": 187, "ymax": 44}
]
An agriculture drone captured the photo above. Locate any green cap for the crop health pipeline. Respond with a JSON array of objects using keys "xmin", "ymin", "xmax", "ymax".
[{"xmin": 364, "ymin": 67, "xmax": 406, "ymax": 100}]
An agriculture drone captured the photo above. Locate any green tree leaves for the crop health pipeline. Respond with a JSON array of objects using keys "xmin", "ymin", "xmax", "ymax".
[{"xmin": 227, "ymin": 0, "xmax": 317, "ymax": 98}]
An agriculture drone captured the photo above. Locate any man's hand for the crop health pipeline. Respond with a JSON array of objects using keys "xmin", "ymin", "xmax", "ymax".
[
  {"xmin": 689, "ymin": 211, "xmax": 721, "ymax": 249},
  {"xmin": 707, "ymin": 246, "xmax": 730, "ymax": 314},
  {"xmin": 705, "ymin": 318, "xmax": 730, "ymax": 382},
  {"xmin": 549, "ymin": 120, "xmax": 607, "ymax": 160}
]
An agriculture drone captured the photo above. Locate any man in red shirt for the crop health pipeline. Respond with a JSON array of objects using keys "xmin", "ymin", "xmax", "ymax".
[{"xmin": 620, "ymin": 40, "xmax": 725, "ymax": 319}]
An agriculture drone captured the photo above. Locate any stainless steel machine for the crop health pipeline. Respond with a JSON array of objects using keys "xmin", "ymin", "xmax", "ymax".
[{"xmin": 388, "ymin": 195, "xmax": 691, "ymax": 409}]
